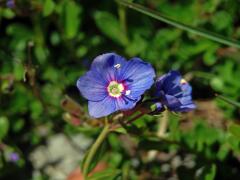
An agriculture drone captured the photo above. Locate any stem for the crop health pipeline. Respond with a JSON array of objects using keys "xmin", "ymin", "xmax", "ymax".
[
  {"xmin": 82, "ymin": 122, "xmax": 110, "ymax": 179},
  {"xmin": 116, "ymin": 0, "xmax": 240, "ymax": 48},
  {"xmin": 147, "ymin": 110, "xmax": 168, "ymax": 161},
  {"xmin": 127, "ymin": 112, "xmax": 145, "ymax": 124},
  {"xmin": 118, "ymin": 4, "xmax": 129, "ymax": 44},
  {"xmin": 215, "ymin": 94, "xmax": 240, "ymax": 108},
  {"xmin": 157, "ymin": 110, "xmax": 169, "ymax": 137}
]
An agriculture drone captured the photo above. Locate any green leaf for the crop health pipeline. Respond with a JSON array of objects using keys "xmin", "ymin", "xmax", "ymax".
[
  {"xmin": 228, "ymin": 123, "xmax": 240, "ymax": 139},
  {"xmin": 125, "ymin": 34, "xmax": 147, "ymax": 56},
  {"xmin": 88, "ymin": 168, "xmax": 121, "ymax": 180},
  {"xmin": 211, "ymin": 11, "xmax": 232, "ymax": 31},
  {"xmin": 0, "ymin": 117, "xmax": 9, "ymax": 140},
  {"xmin": 122, "ymin": 162, "xmax": 130, "ymax": 180},
  {"xmin": 13, "ymin": 119, "xmax": 25, "ymax": 133},
  {"xmin": 196, "ymin": 164, "xmax": 217, "ymax": 180},
  {"xmin": 30, "ymin": 100, "xmax": 44, "ymax": 119},
  {"xmin": 205, "ymin": 164, "xmax": 217, "ymax": 180},
  {"xmin": 215, "ymin": 94, "xmax": 240, "ymax": 108},
  {"xmin": 34, "ymin": 46, "xmax": 48, "ymax": 63},
  {"xmin": 64, "ymin": 1, "xmax": 82, "ymax": 39},
  {"xmin": 112, "ymin": 127, "xmax": 127, "ymax": 134},
  {"xmin": 2, "ymin": 9, "xmax": 15, "ymax": 19},
  {"xmin": 116, "ymin": 0, "xmax": 240, "ymax": 48},
  {"xmin": 227, "ymin": 135, "xmax": 240, "ymax": 151},
  {"xmin": 94, "ymin": 11, "xmax": 128, "ymax": 46},
  {"xmin": 43, "ymin": 0, "xmax": 55, "ymax": 17}
]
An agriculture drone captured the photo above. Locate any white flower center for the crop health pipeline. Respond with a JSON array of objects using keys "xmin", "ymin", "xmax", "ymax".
[{"xmin": 107, "ymin": 81, "xmax": 124, "ymax": 97}]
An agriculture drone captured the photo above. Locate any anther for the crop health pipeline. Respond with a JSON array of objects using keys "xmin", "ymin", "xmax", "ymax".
[
  {"xmin": 125, "ymin": 90, "xmax": 131, "ymax": 95},
  {"xmin": 114, "ymin": 64, "xmax": 121, "ymax": 69}
]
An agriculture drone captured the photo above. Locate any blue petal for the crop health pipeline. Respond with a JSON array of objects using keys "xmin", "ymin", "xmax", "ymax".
[
  {"xmin": 179, "ymin": 83, "xmax": 192, "ymax": 97},
  {"xmin": 119, "ymin": 57, "xmax": 155, "ymax": 98},
  {"xmin": 115, "ymin": 96, "xmax": 140, "ymax": 110},
  {"xmin": 156, "ymin": 71, "xmax": 183, "ymax": 96},
  {"xmin": 91, "ymin": 53, "xmax": 127, "ymax": 82},
  {"xmin": 162, "ymin": 94, "xmax": 182, "ymax": 109},
  {"xmin": 77, "ymin": 71, "xmax": 107, "ymax": 101},
  {"xmin": 162, "ymin": 71, "xmax": 182, "ymax": 93},
  {"xmin": 172, "ymin": 103, "xmax": 196, "ymax": 112},
  {"xmin": 156, "ymin": 74, "xmax": 167, "ymax": 90},
  {"xmin": 156, "ymin": 70, "xmax": 196, "ymax": 112},
  {"xmin": 179, "ymin": 96, "xmax": 193, "ymax": 105},
  {"xmin": 88, "ymin": 97, "xmax": 116, "ymax": 118},
  {"xmin": 170, "ymin": 83, "xmax": 192, "ymax": 98}
]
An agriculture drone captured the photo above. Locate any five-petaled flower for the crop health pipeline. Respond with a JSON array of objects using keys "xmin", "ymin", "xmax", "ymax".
[
  {"xmin": 156, "ymin": 70, "xmax": 196, "ymax": 112},
  {"xmin": 77, "ymin": 53, "xmax": 155, "ymax": 118},
  {"xmin": 6, "ymin": 0, "xmax": 15, "ymax": 8},
  {"xmin": 8, "ymin": 152, "xmax": 19, "ymax": 163}
]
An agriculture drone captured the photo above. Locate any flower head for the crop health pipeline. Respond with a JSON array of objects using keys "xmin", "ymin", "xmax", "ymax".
[
  {"xmin": 8, "ymin": 152, "xmax": 19, "ymax": 162},
  {"xmin": 77, "ymin": 53, "xmax": 155, "ymax": 118},
  {"xmin": 156, "ymin": 70, "xmax": 196, "ymax": 112},
  {"xmin": 6, "ymin": 0, "xmax": 15, "ymax": 8}
]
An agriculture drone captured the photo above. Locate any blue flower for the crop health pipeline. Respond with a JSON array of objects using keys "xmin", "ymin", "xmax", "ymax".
[
  {"xmin": 8, "ymin": 152, "xmax": 19, "ymax": 163},
  {"xmin": 77, "ymin": 53, "xmax": 155, "ymax": 118},
  {"xmin": 6, "ymin": 0, "xmax": 15, "ymax": 8},
  {"xmin": 156, "ymin": 70, "xmax": 196, "ymax": 112}
]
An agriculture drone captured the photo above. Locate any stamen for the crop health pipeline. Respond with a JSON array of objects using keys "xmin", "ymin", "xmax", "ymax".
[
  {"xmin": 114, "ymin": 64, "xmax": 121, "ymax": 69},
  {"xmin": 180, "ymin": 79, "xmax": 187, "ymax": 84},
  {"xmin": 125, "ymin": 90, "xmax": 131, "ymax": 95}
]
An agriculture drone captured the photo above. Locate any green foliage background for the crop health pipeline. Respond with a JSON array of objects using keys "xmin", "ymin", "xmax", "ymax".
[{"xmin": 0, "ymin": 0, "xmax": 240, "ymax": 179}]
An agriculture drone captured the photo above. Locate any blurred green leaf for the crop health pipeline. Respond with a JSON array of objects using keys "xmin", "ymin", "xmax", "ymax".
[
  {"xmin": 76, "ymin": 46, "xmax": 88, "ymax": 58},
  {"xmin": 205, "ymin": 164, "xmax": 216, "ymax": 180},
  {"xmin": 88, "ymin": 168, "xmax": 121, "ymax": 180},
  {"xmin": 217, "ymin": 145, "xmax": 229, "ymax": 160},
  {"xmin": 182, "ymin": 120, "xmax": 222, "ymax": 152},
  {"xmin": 94, "ymin": 11, "xmax": 128, "ymax": 46},
  {"xmin": 197, "ymin": 164, "xmax": 217, "ymax": 180},
  {"xmin": 228, "ymin": 123, "xmax": 240, "ymax": 139},
  {"xmin": 125, "ymin": 34, "xmax": 147, "ymax": 56},
  {"xmin": 50, "ymin": 32, "xmax": 61, "ymax": 45},
  {"xmin": 0, "ymin": 117, "xmax": 9, "ymax": 140},
  {"xmin": 113, "ymin": 127, "xmax": 127, "ymax": 134},
  {"xmin": 12, "ymin": 119, "xmax": 25, "ymax": 133},
  {"xmin": 13, "ymin": 62, "xmax": 24, "ymax": 81},
  {"xmin": 30, "ymin": 100, "xmax": 43, "ymax": 119},
  {"xmin": 227, "ymin": 135, "xmax": 240, "ymax": 151},
  {"xmin": 34, "ymin": 46, "xmax": 48, "ymax": 63},
  {"xmin": 64, "ymin": 1, "xmax": 82, "ymax": 39},
  {"xmin": 211, "ymin": 11, "xmax": 232, "ymax": 32},
  {"xmin": 203, "ymin": 45, "xmax": 218, "ymax": 66},
  {"xmin": 2, "ymin": 9, "xmax": 15, "ymax": 19},
  {"xmin": 116, "ymin": 0, "xmax": 240, "ymax": 48},
  {"xmin": 43, "ymin": 0, "xmax": 55, "ymax": 17}
]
